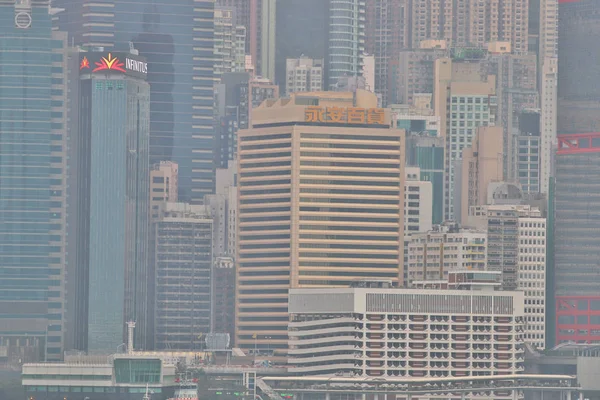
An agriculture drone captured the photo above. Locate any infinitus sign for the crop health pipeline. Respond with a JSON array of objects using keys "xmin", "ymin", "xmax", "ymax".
[
  {"xmin": 79, "ymin": 52, "xmax": 148, "ymax": 79},
  {"xmin": 304, "ymin": 106, "xmax": 388, "ymax": 125}
]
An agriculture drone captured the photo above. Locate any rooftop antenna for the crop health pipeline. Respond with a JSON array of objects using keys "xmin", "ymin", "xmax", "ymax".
[{"xmin": 143, "ymin": 384, "xmax": 150, "ymax": 400}]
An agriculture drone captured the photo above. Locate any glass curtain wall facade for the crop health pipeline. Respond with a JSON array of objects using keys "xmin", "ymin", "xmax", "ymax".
[
  {"xmin": 55, "ymin": 0, "xmax": 215, "ymax": 203},
  {"xmin": 328, "ymin": 0, "xmax": 365, "ymax": 89},
  {"xmin": 78, "ymin": 74, "xmax": 150, "ymax": 352},
  {"xmin": 557, "ymin": 0, "xmax": 600, "ymax": 135},
  {"xmin": 554, "ymin": 133, "xmax": 600, "ymax": 344},
  {"xmin": 0, "ymin": 0, "xmax": 68, "ymax": 361}
]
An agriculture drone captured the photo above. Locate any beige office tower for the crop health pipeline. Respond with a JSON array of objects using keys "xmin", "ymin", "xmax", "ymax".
[
  {"xmin": 456, "ymin": 126, "xmax": 504, "ymax": 226},
  {"xmin": 236, "ymin": 91, "xmax": 405, "ymax": 356},
  {"xmin": 411, "ymin": 0, "xmax": 528, "ymax": 54}
]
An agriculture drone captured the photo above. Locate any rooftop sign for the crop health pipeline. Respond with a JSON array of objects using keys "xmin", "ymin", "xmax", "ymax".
[
  {"xmin": 79, "ymin": 52, "xmax": 148, "ymax": 80},
  {"xmin": 304, "ymin": 106, "xmax": 388, "ymax": 126}
]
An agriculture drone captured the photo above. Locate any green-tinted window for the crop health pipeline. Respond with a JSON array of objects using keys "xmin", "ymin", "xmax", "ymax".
[{"xmin": 114, "ymin": 359, "xmax": 161, "ymax": 384}]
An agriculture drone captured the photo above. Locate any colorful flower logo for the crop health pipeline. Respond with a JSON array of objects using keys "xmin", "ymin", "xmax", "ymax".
[
  {"xmin": 80, "ymin": 56, "xmax": 90, "ymax": 70},
  {"xmin": 92, "ymin": 53, "xmax": 126, "ymax": 73}
]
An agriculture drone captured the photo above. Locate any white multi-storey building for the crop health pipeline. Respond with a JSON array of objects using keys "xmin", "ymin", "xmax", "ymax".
[
  {"xmin": 406, "ymin": 224, "xmax": 487, "ymax": 285},
  {"xmin": 518, "ymin": 214, "xmax": 547, "ymax": 349},
  {"xmin": 288, "ymin": 275, "xmax": 525, "ymax": 381},
  {"xmin": 405, "ymin": 167, "xmax": 433, "ymax": 234},
  {"xmin": 285, "ymin": 56, "xmax": 324, "ymax": 95}
]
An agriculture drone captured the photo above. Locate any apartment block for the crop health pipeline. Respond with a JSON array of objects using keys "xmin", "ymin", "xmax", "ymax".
[
  {"xmin": 288, "ymin": 273, "xmax": 525, "ymax": 380},
  {"xmin": 410, "ymin": 0, "xmax": 529, "ymax": 54},
  {"xmin": 236, "ymin": 91, "xmax": 404, "ymax": 355},
  {"xmin": 434, "ymin": 58, "xmax": 497, "ymax": 221},
  {"xmin": 285, "ymin": 57, "xmax": 324, "ymax": 95},
  {"xmin": 365, "ymin": 0, "xmax": 409, "ymax": 106},
  {"xmin": 406, "ymin": 224, "xmax": 487, "ymax": 286},
  {"xmin": 154, "ymin": 203, "xmax": 213, "ymax": 350},
  {"xmin": 405, "ymin": 167, "xmax": 433, "ymax": 235},
  {"xmin": 394, "ymin": 44, "xmax": 447, "ymax": 106},
  {"xmin": 456, "ymin": 126, "xmax": 504, "ymax": 226},
  {"xmin": 468, "ymin": 204, "xmax": 546, "ymax": 349},
  {"xmin": 214, "ymin": 6, "xmax": 247, "ymax": 79}
]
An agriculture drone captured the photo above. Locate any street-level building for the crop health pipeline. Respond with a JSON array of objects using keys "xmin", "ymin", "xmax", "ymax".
[{"xmin": 22, "ymin": 354, "xmax": 177, "ymax": 400}]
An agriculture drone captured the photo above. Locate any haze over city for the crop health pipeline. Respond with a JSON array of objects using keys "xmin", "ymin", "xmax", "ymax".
[{"xmin": 0, "ymin": 0, "xmax": 599, "ymax": 400}]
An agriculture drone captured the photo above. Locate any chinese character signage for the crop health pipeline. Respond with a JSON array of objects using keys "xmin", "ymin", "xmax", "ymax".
[
  {"xmin": 79, "ymin": 52, "xmax": 148, "ymax": 80},
  {"xmin": 304, "ymin": 106, "xmax": 387, "ymax": 126}
]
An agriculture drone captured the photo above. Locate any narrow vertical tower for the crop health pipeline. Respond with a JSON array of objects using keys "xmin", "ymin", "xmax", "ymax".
[{"xmin": 127, "ymin": 321, "xmax": 136, "ymax": 354}]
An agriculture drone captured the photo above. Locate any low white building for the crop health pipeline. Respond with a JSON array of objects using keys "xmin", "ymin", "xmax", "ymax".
[{"xmin": 288, "ymin": 275, "xmax": 525, "ymax": 381}]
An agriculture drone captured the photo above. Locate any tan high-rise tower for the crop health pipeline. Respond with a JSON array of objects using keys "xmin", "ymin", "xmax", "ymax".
[{"xmin": 236, "ymin": 91, "xmax": 405, "ymax": 356}]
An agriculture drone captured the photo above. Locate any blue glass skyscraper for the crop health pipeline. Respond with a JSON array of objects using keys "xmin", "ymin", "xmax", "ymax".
[
  {"xmin": 75, "ymin": 52, "xmax": 150, "ymax": 352},
  {"xmin": 0, "ymin": 0, "xmax": 68, "ymax": 361},
  {"xmin": 55, "ymin": 0, "xmax": 215, "ymax": 203}
]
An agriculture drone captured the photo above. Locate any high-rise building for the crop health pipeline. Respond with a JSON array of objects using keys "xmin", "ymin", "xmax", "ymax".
[
  {"xmin": 365, "ymin": 0, "xmax": 409, "ymax": 106},
  {"xmin": 274, "ymin": 0, "xmax": 329, "ymax": 89},
  {"xmin": 481, "ymin": 53, "xmax": 538, "ymax": 180},
  {"xmin": 260, "ymin": 0, "xmax": 276, "ymax": 82},
  {"xmin": 396, "ymin": 101, "xmax": 444, "ymax": 224},
  {"xmin": 554, "ymin": 133, "xmax": 600, "ymax": 344},
  {"xmin": 0, "ymin": 1, "xmax": 68, "ymax": 362},
  {"xmin": 404, "ymin": 167, "xmax": 433, "ymax": 234},
  {"xmin": 517, "ymin": 110, "xmax": 542, "ymax": 194},
  {"xmin": 556, "ymin": 0, "xmax": 595, "ymax": 135},
  {"xmin": 456, "ymin": 126, "xmax": 504, "ymax": 226},
  {"xmin": 150, "ymin": 161, "xmax": 179, "ymax": 220},
  {"xmin": 328, "ymin": 0, "xmax": 366, "ymax": 90},
  {"xmin": 394, "ymin": 43, "xmax": 447, "ymax": 106},
  {"xmin": 410, "ymin": 0, "xmax": 529, "ymax": 54},
  {"xmin": 153, "ymin": 203, "xmax": 213, "ymax": 350},
  {"xmin": 236, "ymin": 91, "xmax": 405, "ymax": 354},
  {"xmin": 468, "ymin": 204, "xmax": 546, "ymax": 349},
  {"xmin": 214, "ymin": 7, "xmax": 247, "ymax": 80},
  {"xmin": 434, "ymin": 58, "xmax": 497, "ymax": 221},
  {"xmin": 538, "ymin": 0, "xmax": 558, "ymax": 199},
  {"xmin": 72, "ymin": 51, "xmax": 150, "ymax": 352},
  {"xmin": 288, "ymin": 272, "xmax": 525, "ymax": 379},
  {"xmin": 214, "ymin": 73, "xmax": 279, "ymax": 170},
  {"xmin": 406, "ymin": 225, "xmax": 487, "ymax": 285},
  {"xmin": 285, "ymin": 57, "xmax": 324, "ymax": 95},
  {"xmin": 362, "ymin": 53, "xmax": 375, "ymax": 93},
  {"xmin": 216, "ymin": 0, "xmax": 257, "ymax": 54},
  {"xmin": 54, "ymin": 0, "xmax": 215, "ymax": 203},
  {"xmin": 205, "ymin": 162, "xmax": 237, "ymax": 341},
  {"xmin": 272, "ymin": 0, "xmax": 365, "ymax": 92}
]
